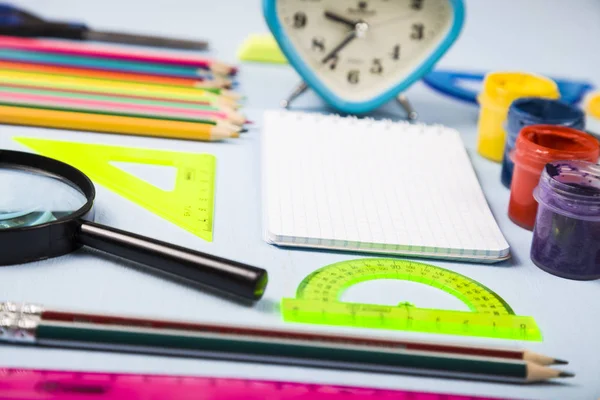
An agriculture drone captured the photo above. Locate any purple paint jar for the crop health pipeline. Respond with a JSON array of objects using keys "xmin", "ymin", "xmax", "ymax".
[{"xmin": 531, "ymin": 161, "xmax": 600, "ymax": 280}]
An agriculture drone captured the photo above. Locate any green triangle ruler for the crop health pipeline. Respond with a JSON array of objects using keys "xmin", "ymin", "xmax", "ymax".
[
  {"xmin": 282, "ymin": 258, "xmax": 542, "ymax": 341},
  {"xmin": 15, "ymin": 137, "xmax": 216, "ymax": 242}
]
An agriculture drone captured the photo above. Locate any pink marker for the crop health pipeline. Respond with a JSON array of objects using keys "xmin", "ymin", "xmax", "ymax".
[{"xmin": 0, "ymin": 368, "xmax": 518, "ymax": 400}]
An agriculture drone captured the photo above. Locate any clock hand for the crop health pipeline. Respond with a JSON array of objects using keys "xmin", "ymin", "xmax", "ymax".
[
  {"xmin": 321, "ymin": 21, "xmax": 368, "ymax": 63},
  {"xmin": 324, "ymin": 11, "xmax": 360, "ymax": 29},
  {"xmin": 321, "ymin": 30, "xmax": 356, "ymax": 63}
]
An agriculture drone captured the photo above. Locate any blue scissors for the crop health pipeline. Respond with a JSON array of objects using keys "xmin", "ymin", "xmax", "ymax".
[
  {"xmin": 423, "ymin": 69, "xmax": 594, "ymax": 106},
  {"xmin": 0, "ymin": 3, "xmax": 208, "ymax": 49}
]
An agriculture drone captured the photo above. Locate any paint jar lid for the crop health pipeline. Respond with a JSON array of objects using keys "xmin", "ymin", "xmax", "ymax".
[
  {"xmin": 511, "ymin": 125, "xmax": 599, "ymax": 172},
  {"xmin": 506, "ymin": 98, "xmax": 585, "ymax": 148},
  {"xmin": 585, "ymin": 92, "xmax": 600, "ymax": 119},
  {"xmin": 534, "ymin": 161, "xmax": 600, "ymax": 220},
  {"xmin": 479, "ymin": 72, "xmax": 559, "ymax": 108}
]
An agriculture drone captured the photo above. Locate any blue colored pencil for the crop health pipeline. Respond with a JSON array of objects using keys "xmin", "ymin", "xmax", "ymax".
[{"xmin": 0, "ymin": 49, "xmax": 217, "ymax": 80}]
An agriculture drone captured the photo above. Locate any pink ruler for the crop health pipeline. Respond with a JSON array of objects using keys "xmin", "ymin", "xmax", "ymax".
[{"xmin": 0, "ymin": 368, "xmax": 519, "ymax": 400}]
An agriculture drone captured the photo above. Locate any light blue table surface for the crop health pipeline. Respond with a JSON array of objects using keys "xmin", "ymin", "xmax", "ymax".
[{"xmin": 1, "ymin": 1, "xmax": 600, "ymax": 399}]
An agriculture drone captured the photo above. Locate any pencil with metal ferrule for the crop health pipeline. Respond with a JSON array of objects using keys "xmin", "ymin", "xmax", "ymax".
[
  {"xmin": 0, "ymin": 85, "xmax": 247, "ymax": 124},
  {"xmin": 0, "ymin": 89, "xmax": 245, "ymax": 127},
  {"xmin": 0, "ymin": 49, "xmax": 221, "ymax": 80},
  {"xmin": 4, "ymin": 302, "xmax": 567, "ymax": 367},
  {"xmin": 0, "ymin": 60, "xmax": 233, "ymax": 88},
  {"xmin": 0, "ymin": 310, "xmax": 573, "ymax": 383},
  {"xmin": 0, "ymin": 36, "xmax": 237, "ymax": 75},
  {"xmin": 0, "ymin": 105, "xmax": 240, "ymax": 141},
  {"xmin": 0, "ymin": 69, "xmax": 240, "ymax": 107}
]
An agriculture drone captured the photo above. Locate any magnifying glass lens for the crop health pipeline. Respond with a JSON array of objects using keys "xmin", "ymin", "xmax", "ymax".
[
  {"xmin": 0, "ymin": 150, "xmax": 268, "ymax": 301},
  {"xmin": 0, "ymin": 167, "xmax": 88, "ymax": 229}
]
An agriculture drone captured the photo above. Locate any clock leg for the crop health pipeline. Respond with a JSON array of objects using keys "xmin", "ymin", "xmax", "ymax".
[
  {"xmin": 281, "ymin": 81, "xmax": 309, "ymax": 108},
  {"xmin": 281, "ymin": 83, "xmax": 418, "ymax": 121},
  {"xmin": 396, "ymin": 94, "xmax": 418, "ymax": 121}
]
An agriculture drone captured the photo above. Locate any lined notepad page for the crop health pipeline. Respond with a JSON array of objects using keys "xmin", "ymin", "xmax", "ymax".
[{"xmin": 262, "ymin": 111, "xmax": 510, "ymax": 262}]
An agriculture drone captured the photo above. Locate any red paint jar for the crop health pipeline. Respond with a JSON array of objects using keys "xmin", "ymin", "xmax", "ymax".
[{"xmin": 508, "ymin": 125, "xmax": 599, "ymax": 230}]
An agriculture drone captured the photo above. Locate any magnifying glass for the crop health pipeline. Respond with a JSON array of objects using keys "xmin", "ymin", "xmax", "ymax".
[{"xmin": 0, "ymin": 149, "xmax": 268, "ymax": 301}]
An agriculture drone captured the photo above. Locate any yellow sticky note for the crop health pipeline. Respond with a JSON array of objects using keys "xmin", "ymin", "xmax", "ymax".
[{"xmin": 237, "ymin": 34, "xmax": 288, "ymax": 64}]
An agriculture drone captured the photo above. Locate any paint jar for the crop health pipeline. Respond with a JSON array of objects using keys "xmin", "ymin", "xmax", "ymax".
[
  {"xmin": 477, "ymin": 72, "xmax": 559, "ymax": 162},
  {"xmin": 501, "ymin": 98, "xmax": 585, "ymax": 188},
  {"xmin": 531, "ymin": 161, "xmax": 600, "ymax": 280},
  {"xmin": 508, "ymin": 125, "xmax": 599, "ymax": 230},
  {"xmin": 584, "ymin": 92, "xmax": 600, "ymax": 141}
]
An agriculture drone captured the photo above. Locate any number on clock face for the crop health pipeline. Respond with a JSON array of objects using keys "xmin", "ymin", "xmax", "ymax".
[{"xmin": 278, "ymin": 0, "xmax": 452, "ymax": 102}]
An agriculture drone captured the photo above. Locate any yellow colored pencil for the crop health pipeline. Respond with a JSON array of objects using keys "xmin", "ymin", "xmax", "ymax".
[
  {"xmin": 0, "ymin": 105, "xmax": 239, "ymax": 141},
  {"xmin": 0, "ymin": 69, "xmax": 239, "ymax": 108}
]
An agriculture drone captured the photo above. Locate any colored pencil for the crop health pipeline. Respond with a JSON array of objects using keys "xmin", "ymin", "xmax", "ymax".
[
  {"xmin": 1, "ymin": 82, "xmax": 243, "ymax": 115},
  {"xmin": 0, "ymin": 49, "xmax": 220, "ymax": 80},
  {"xmin": 31, "ymin": 305, "xmax": 567, "ymax": 367},
  {"xmin": 0, "ymin": 36, "xmax": 237, "ymax": 75},
  {"xmin": 0, "ymin": 105, "xmax": 240, "ymax": 141},
  {"xmin": 0, "ymin": 60, "xmax": 232, "ymax": 88},
  {"xmin": 0, "ymin": 90, "xmax": 244, "ymax": 129},
  {"xmin": 0, "ymin": 85, "xmax": 247, "ymax": 125},
  {"xmin": 0, "ymin": 316, "xmax": 572, "ymax": 383},
  {"xmin": 0, "ymin": 65, "xmax": 242, "ymax": 100},
  {"xmin": 0, "ymin": 69, "xmax": 240, "ymax": 107}
]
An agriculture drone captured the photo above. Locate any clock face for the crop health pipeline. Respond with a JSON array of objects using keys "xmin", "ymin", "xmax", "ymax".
[{"xmin": 276, "ymin": 0, "xmax": 454, "ymax": 103}]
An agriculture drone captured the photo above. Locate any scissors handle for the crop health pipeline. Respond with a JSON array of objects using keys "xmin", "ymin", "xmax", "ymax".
[{"xmin": 423, "ymin": 69, "xmax": 595, "ymax": 106}]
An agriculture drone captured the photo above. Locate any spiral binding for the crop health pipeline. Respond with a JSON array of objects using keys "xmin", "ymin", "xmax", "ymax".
[{"xmin": 273, "ymin": 110, "xmax": 454, "ymax": 137}]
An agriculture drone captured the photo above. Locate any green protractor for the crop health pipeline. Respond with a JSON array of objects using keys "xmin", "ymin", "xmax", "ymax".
[{"xmin": 281, "ymin": 259, "xmax": 542, "ymax": 341}]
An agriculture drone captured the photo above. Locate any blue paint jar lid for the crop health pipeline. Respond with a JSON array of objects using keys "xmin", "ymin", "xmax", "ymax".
[{"xmin": 507, "ymin": 98, "xmax": 585, "ymax": 148}]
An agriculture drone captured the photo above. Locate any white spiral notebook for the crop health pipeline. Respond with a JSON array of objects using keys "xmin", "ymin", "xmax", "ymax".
[{"xmin": 262, "ymin": 110, "xmax": 510, "ymax": 263}]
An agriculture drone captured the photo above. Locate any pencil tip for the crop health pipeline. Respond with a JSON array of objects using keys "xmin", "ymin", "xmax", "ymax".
[
  {"xmin": 559, "ymin": 371, "xmax": 575, "ymax": 378},
  {"xmin": 554, "ymin": 359, "xmax": 569, "ymax": 365},
  {"xmin": 240, "ymin": 128, "xmax": 248, "ymax": 133}
]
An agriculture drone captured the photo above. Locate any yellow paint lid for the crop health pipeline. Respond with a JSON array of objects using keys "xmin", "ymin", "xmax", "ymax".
[
  {"xmin": 585, "ymin": 91, "xmax": 600, "ymax": 119},
  {"xmin": 479, "ymin": 72, "xmax": 559, "ymax": 107}
]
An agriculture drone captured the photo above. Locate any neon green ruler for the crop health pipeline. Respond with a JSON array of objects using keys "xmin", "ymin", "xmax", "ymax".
[
  {"xmin": 281, "ymin": 259, "xmax": 542, "ymax": 341},
  {"xmin": 15, "ymin": 137, "xmax": 216, "ymax": 242}
]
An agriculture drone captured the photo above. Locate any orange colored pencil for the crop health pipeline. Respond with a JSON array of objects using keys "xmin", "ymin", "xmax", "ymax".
[
  {"xmin": 0, "ymin": 60, "xmax": 232, "ymax": 89},
  {"xmin": 0, "ymin": 105, "xmax": 240, "ymax": 141}
]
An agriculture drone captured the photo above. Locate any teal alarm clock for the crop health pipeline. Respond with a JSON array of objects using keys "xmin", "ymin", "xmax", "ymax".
[{"xmin": 263, "ymin": 0, "xmax": 465, "ymax": 114}]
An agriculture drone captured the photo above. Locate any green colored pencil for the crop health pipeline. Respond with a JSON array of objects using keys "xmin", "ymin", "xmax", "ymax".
[{"xmin": 0, "ymin": 85, "xmax": 247, "ymax": 125}]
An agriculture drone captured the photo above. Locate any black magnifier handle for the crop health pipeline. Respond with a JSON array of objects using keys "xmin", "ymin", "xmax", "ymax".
[{"xmin": 77, "ymin": 221, "xmax": 268, "ymax": 301}]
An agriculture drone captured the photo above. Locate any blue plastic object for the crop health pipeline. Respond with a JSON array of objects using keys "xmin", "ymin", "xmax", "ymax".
[
  {"xmin": 423, "ymin": 70, "xmax": 594, "ymax": 106},
  {"xmin": 264, "ymin": 0, "xmax": 466, "ymax": 115}
]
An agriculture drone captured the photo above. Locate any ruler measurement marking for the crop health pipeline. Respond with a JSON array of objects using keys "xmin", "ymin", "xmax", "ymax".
[{"xmin": 283, "ymin": 259, "xmax": 541, "ymax": 341}]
